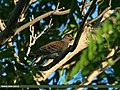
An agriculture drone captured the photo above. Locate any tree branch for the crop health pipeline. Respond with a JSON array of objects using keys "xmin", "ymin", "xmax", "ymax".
[
  {"xmin": 32, "ymin": 0, "xmax": 98, "ymax": 72},
  {"xmin": 0, "ymin": 0, "xmax": 101, "ymax": 46},
  {"xmin": 85, "ymin": 7, "xmax": 111, "ymax": 26},
  {"xmin": 0, "ymin": 0, "xmax": 30, "ymax": 46},
  {"xmin": 33, "ymin": 26, "xmax": 91, "ymax": 84},
  {"xmin": 71, "ymin": 0, "xmax": 97, "ymax": 51},
  {"xmin": 14, "ymin": 1, "xmax": 94, "ymax": 36},
  {"xmin": 76, "ymin": 49, "xmax": 120, "ymax": 90},
  {"xmin": 33, "ymin": 0, "xmax": 98, "ymax": 84}
]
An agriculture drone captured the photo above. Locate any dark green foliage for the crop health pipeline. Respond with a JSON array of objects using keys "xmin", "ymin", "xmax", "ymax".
[{"xmin": 67, "ymin": 12, "xmax": 120, "ymax": 85}]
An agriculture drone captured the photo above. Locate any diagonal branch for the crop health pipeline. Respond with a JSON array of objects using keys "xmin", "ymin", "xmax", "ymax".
[
  {"xmin": 34, "ymin": 26, "xmax": 91, "ymax": 85},
  {"xmin": 72, "ymin": 0, "xmax": 97, "ymax": 51},
  {"xmin": 0, "ymin": 0, "xmax": 30, "ymax": 46},
  {"xmin": 33, "ymin": 0, "xmax": 98, "ymax": 84},
  {"xmin": 33, "ymin": 0, "xmax": 98, "ymax": 72},
  {"xmin": 85, "ymin": 7, "xmax": 111, "ymax": 26},
  {"xmin": 0, "ymin": 0, "xmax": 101, "ymax": 46},
  {"xmin": 76, "ymin": 49, "xmax": 120, "ymax": 90},
  {"xmin": 14, "ymin": 1, "xmax": 94, "ymax": 36}
]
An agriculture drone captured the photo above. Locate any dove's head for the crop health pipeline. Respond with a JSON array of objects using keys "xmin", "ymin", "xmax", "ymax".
[{"xmin": 63, "ymin": 34, "xmax": 73, "ymax": 42}]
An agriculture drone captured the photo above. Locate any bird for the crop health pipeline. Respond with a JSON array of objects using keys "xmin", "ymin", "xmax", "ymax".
[{"xmin": 31, "ymin": 34, "xmax": 73, "ymax": 59}]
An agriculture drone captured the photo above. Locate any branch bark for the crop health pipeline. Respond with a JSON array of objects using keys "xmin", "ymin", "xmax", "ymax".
[
  {"xmin": 76, "ymin": 49, "xmax": 120, "ymax": 90},
  {"xmin": 35, "ymin": 0, "xmax": 98, "ymax": 71},
  {"xmin": 0, "ymin": 0, "xmax": 30, "ymax": 46},
  {"xmin": 0, "ymin": 0, "xmax": 102, "ymax": 46},
  {"xmin": 33, "ymin": 0, "xmax": 98, "ymax": 84},
  {"xmin": 34, "ymin": 26, "xmax": 90, "ymax": 85}
]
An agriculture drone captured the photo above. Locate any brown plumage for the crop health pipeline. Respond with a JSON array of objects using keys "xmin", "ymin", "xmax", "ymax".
[{"xmin": 32, "ymin": 34, "xmax": 73, "ymax": 58}]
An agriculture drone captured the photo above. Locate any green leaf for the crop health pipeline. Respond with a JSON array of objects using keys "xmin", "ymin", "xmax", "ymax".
[
  {"xmin": 96, "ymin": 27, "xmax": 103, "ymax": 44},
  {"xmin": 108, "ymin": 58, "xmax": 114, "ymax": 65},
  {"xmin": 70, "ymin": 24, "xmax": 76, "ymax": 28}
]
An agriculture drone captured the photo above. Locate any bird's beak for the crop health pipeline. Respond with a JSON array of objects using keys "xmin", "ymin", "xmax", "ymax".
[{"xmin": 70, "ymin": 37, "xmax": 74, "ymax": 41}]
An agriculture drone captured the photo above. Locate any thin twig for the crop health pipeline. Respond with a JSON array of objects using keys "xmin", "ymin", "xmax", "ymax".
[
  {"xmin": 30, "ymin": 18, "xmax": 53, "ymax": 64},
  {"xmin": 34, "ymin": 26, "xmax": 90, "ymax": 84},
  {"xmin": 85, "ymin": 7, "xmax": 111, "ymax": 26},
  {"xmin": 72, "ymin": 0, "xmax": 97, "ymax": 51},
  {"xmin": 56, "ymin": 2, "xmax": 60, "ymax": 11},
  {"xmin": 81, "ymin": 0, "xmax": 87, "ymax": 16},
  {"xmin": 0, "ymin": 0, "xmax": 30, "ymax": 46},
  {"xmin": 26, "ymin": 15, "xmax": 35, "ymax": 56},
  {"xmin": 33, "ymin": 0, "xmax": 98, "ymax": 84},
  {"xmin": 76, "ymin": 55, "xmax": 120, "ymax": 90},
  {"xmin": 60, "ymin": 60, "xmax": 77, "ymax": 69},
  {"xmin": 36, "ymin": 18, "xmax": 53, "ymax": 40},
  {"xmin": 0, "ymin": 0, "xmax": 99, "ymax": 47}
]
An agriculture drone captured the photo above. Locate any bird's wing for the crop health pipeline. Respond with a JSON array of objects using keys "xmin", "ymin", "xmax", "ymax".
[{"xmin": 38, "ymin": 41, "xmax": 68, "ymax": 54}]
